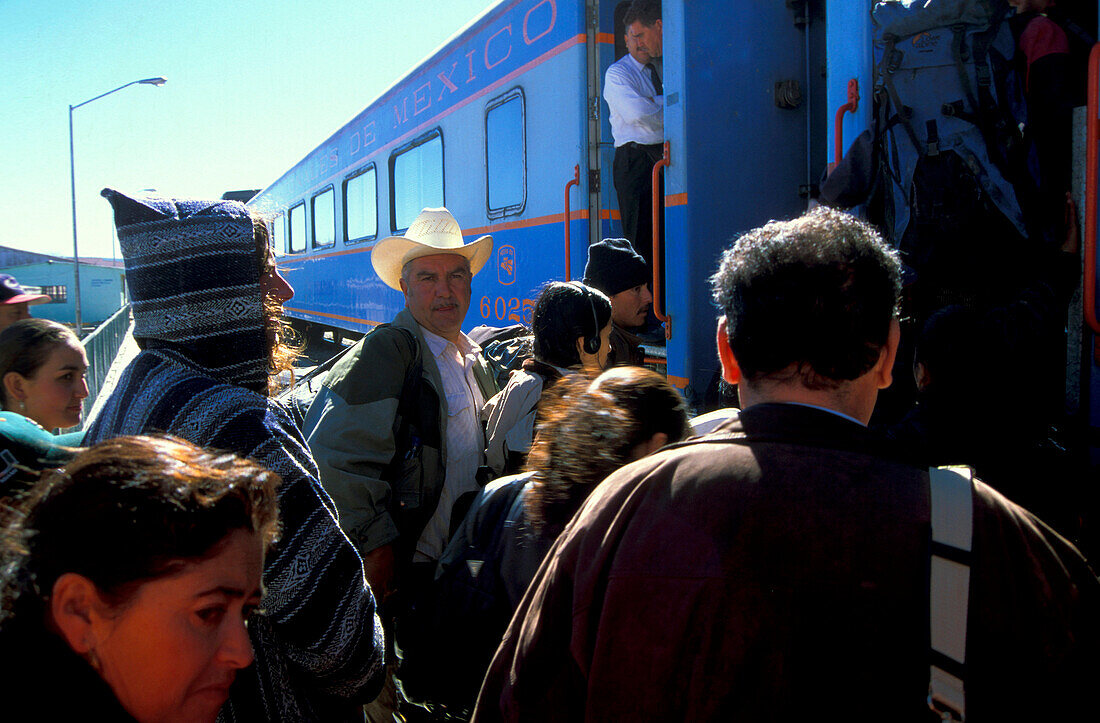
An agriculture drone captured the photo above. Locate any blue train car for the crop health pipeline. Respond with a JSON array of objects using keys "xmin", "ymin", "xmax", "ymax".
[
  {"xmin": 250, "ymin": 0, "xmax": 826, "ymax": 408},
  {"xmin": 251, "ymin": 0, "xmax": 1100, "ymax": 469}
]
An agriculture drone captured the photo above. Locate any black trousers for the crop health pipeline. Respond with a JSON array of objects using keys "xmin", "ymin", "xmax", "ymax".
[{"xmin": 612, "ymin": 142, "xmax": 664, "ymax": 270}]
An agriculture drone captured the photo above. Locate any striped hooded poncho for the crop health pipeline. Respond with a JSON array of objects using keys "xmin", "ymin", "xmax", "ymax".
[{"xmin": 86, "ymin": 189, "xmax": 385, "ymax": 721}]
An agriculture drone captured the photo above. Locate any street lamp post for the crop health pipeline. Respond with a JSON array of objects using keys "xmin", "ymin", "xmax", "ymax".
[{"xmin": 68, "ymin": 76, "xmax": 165, "ymax": 337}]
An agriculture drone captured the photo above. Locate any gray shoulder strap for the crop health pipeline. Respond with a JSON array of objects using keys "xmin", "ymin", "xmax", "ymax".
[{"xmin": 928, "ymin": 466, "xmax": 974, "ymax": 722}]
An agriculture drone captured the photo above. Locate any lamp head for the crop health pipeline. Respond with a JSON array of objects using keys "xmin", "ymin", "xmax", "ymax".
[{"xmin": 139, "ymin": 77, "xmax": 167, "ymax": 86}]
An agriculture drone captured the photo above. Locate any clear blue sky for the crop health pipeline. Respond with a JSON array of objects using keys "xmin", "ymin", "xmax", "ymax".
[{"xmin": 0, "ymin": 0, "xmax": 495, "ymax": 261}]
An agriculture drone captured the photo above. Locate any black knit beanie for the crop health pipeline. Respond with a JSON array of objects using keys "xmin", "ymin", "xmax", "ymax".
[{"xmin": 582, "ymin": 238, "xmax": 649, "ymax": 297}]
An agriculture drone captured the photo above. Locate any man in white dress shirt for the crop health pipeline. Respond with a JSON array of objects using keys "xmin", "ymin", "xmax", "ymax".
[{"xmin": 604, "ymin": 0, "xmax": 664, "ymax": 266}]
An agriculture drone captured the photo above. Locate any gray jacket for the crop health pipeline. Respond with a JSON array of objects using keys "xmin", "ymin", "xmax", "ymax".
[{"xmin": 304, "ymin": 308, "xmax": 498, "ymax": 559}]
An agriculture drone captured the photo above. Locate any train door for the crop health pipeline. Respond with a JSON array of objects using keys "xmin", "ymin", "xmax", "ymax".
[{"xmin": 595, "ymin": 1, "xmax": 826, "ymax": 407}]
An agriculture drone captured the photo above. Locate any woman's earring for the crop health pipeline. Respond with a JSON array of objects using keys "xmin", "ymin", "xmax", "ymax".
[
  {"xmin": 85, "ymin": 646, "xmax": 101, "ymax": 672},
  {"xmin": 18, "ymin": 401, "xmax": 25, "ymax": 412}
]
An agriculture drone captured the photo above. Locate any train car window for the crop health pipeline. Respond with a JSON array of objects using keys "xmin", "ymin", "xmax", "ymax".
[
  {"xmin": 485, "ymin": 88, "xmax": 526, "ymax": 219},
  {"xmin": 270, "ymin": 213, "xmax": 286, "ymax": 257},
  {"xmin": 288, "ymin": 202, "xmax": 306, "ymax": 254},
  {"xmin": 344, "ymin": 165, "xmax": 378, "ymax": 244},
  {"xmin": 390, "ymin": 129, "xmax": 443, "ymax": 233},
  {"xmin": 312, "ymin": 186, "xmax": 336, "ymax": 249}
]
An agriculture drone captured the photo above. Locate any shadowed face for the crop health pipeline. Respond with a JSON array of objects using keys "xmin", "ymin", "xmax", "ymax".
[
  {"xmin": 610, "ymin": 284, "xmax": 653, "ymax": 329},
  {"xmin": 0, "ymin": 302, "xmax": 30, "ymax": 332},
  {"xmin": 627, "ymin": 19, "xmax": 662, "ymax": 61},
  {"xmin": 401, "ymin": 253, "xmax": 473, "ymax": 342},
  {"xmin": 624, "ymin": 28, "xmax": 649, "ymax": 64},
  {"xmin": 260, "ymin": 250, "xmax": 294, "ymax": 306},
  {"xmin": 85, "ymin": 529, "xmax": 264, "ymax": 723}
]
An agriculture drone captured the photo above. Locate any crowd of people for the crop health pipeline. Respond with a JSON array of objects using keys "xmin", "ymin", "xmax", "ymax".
[
  {"xmin": 0, "ymin": 186, "xmax": 1094, "ymax": 722},
  {"xmin": 0, "ymin": 1, "xmax": 1096, "ymax": 720}
]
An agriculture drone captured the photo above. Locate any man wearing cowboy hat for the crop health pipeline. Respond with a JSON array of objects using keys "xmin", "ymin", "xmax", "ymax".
[
  {"xmin": 0, "ymin": 274, "xmax": 51, "ymax": 333},
  {"xmin": 305, "ymin": 204, "xmax": 497, "ymax": 608}
]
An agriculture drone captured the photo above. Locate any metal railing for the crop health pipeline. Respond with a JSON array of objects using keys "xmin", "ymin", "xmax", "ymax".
[{"xmin": 81, "ymin": 304, "xmax": 132, "ymax": 422}]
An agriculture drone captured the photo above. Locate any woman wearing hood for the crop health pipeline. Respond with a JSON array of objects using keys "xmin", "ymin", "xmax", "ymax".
[{"xmin": 85, "ymin": 189, "xmax": 385, "ymax": 722}]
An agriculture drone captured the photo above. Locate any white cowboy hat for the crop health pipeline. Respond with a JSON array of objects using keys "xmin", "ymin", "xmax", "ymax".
[{"xmin": 371, "ymin": 207, "xmax": 493, "ymax": 291}]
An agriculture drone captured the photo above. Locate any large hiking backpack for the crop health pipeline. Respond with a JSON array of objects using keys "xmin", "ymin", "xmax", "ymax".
[
  {"xmin": 871, "ymin": 0, "xmax": 1034, "ymax": 304},
  {"xmin": 469, "ymin": 323, "xmax": 535, "ymax": 389}
]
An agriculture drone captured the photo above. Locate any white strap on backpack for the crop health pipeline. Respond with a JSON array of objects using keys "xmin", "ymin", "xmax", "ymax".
[{"xmin": 927, "ymin": 466, "xmax": 974, "ymax": 722}]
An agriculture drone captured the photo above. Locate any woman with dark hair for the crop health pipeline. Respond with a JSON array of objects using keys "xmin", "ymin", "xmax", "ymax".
[
  {"xmin": 482, "ymin": 281, "xmax": 613, "ymax": 477},
  {"xmin": 85, "ymin": 189, "xmax": 384, "ymax": 721},
  {"xmin": 400, "ymin": 367, "xmax": 690, "ymax": 715},
  {"xmin": 0, "ymin": 435, "xmax": 280, "ymax": 722},
  {"xmin": 0, "ymin": 318, "xmax": 88, "ymax": 433}
]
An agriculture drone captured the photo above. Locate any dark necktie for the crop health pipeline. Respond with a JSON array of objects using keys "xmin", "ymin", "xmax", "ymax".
[{"xmin": 645, "ymin": 62, "xmax": 662, "ymax": 96}]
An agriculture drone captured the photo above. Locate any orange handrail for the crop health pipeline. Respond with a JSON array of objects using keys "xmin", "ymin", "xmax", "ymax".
[
  {"xmin": 563, "ymin": 164, "xmax": 580, "ymax": 280},
  {"xmin": 651, "ymin": 141, "xmax": 671, "ymax": 339},
  {"xmin": 1086, "ymin": 45, "xmax": 1100, "ymax": 335},
  {"xmin": 833, "ymin": 78, "xmax": 860, "ymax": 167}
]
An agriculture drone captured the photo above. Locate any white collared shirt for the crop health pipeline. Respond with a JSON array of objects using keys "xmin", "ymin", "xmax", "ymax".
[
  {"xmin": 413, "ymin": 326, "xmax": 488, "ymax": 562},
  {"xmin": 603, "ymin": 52, "xmax": 664, "ymax": 147}
]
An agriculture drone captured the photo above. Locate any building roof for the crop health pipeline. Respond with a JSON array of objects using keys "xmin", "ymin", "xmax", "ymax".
[{"xmin": 0, "ymin": 245, "xmax": 125, "ymax": 269}]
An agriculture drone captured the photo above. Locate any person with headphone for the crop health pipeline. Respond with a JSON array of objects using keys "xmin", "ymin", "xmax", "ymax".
[{"xmin": 483, "ymin": 281, "xmax": 613, "ymax": 477}]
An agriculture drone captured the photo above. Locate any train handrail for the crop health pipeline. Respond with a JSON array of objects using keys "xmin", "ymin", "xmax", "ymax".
[
  {"xmin": 564, "ymin": 164, "xmax": 580, "ymax": 280},
  {"xmin": 1086, "ymin": 44, "xmax": 1100, "ymax": 335},
  {"xmin": 833, "ymin": 78, "xmax": 860, "ymax": 167},
  {"xmin": 651, "ymin": 141, "xmax": 671, "ymax": 339}
]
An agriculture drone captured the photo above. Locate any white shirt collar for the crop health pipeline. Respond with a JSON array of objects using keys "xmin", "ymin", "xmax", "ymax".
[
  {"xmin": 622, "ymin": 52, "xmax": 647, "ymax": 73},
  {"xmin": 420, "ymin": 325, "xmax": 479, "ymax": 358}
]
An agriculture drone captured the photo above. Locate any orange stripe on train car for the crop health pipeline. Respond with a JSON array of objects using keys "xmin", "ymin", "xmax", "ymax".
[
  {"xmin": 465, "ymin": 209, "xmax": 589, "ymax": 236},
  {"xmin": 284, "ymin": 307, "xmax": 382, "ymax": 327}
]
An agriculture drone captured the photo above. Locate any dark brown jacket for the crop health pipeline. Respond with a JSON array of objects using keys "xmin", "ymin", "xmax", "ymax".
[
  {"xmin": 474, "ymin": 403, "xmax": 1099, "ymax": 722},
  {"xmin": 608, "ymin": 324, "xmax": 644, "ymax": 367}
]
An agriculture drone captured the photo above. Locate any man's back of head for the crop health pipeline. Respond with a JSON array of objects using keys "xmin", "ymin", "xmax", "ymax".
[
  {"xmin": 712, "ymin": 207, "xmax": 901, "ymax": 420},
  {"xmin": 473, "ymin": 209, "xmax": 1099, "ymax": 723}
]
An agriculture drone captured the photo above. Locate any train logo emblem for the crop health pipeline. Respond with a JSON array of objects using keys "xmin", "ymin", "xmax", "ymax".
[{"xmin": 498, "ymin": 245, "xmax": 516, "ymax": 285}]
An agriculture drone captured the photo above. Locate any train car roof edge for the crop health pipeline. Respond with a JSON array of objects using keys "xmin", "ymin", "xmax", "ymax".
[{"xmin": 249, "ymin": 0, "xmax": 512, "ymax": 211}]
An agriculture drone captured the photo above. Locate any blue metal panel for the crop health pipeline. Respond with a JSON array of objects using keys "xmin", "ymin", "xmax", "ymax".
[
  {"xmin": 826, "ymin": 2, "xmax": 874, "ymax": 162},
  {"xmin": 672, "ymin": 1, "xmax": 816, "ymax": 404}
]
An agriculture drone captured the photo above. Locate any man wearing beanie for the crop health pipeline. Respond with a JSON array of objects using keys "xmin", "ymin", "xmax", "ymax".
[{"xmin": 583, "ymin": 238, "xmax": 653, "ymax": 366}]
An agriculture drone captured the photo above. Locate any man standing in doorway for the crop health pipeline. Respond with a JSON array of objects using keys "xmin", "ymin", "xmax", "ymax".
[{"xmin": 604, "ymin": 0, "xmax": 664, "ymax": 268}]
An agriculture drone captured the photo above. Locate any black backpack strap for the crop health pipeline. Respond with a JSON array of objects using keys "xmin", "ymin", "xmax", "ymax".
[
  {"xmin": 392, "ymin": 325, "xmax": 424, "ymax": 426},
  {"xmin": 879, "ymin": 33, "xmax": 925, "ymax": 155},
  {"xmin": 950, "ymin": 11, "xmax": 1023, "ymax": 172}
]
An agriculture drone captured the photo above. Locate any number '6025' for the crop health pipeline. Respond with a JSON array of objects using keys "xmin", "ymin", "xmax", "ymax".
[{"xmin": 479, "ymin": 296, "xmax": 535, "ymax": 325}]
